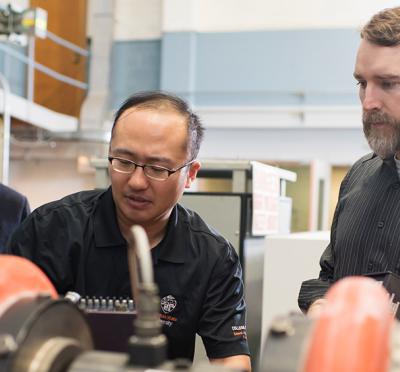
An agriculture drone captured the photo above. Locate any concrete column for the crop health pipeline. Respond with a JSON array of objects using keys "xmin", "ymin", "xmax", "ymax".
[{"xmin": 79, "ymin": 0, "xmax": 115, "ymax": 131}]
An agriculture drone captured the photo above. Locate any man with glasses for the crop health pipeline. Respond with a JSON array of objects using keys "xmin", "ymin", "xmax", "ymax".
[{"xmin": 6, "ymin": 91, "xmax": 251, "ymax": 370}]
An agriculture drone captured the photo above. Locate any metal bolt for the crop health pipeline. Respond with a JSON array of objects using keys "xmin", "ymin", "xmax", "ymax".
[
  {"xmin": 0, "ymin": 334, "xmax": 17, "ymax": 357},
  {"xmin": 270, "ymin": 317, "xmax": 295, "ymax": 337}
]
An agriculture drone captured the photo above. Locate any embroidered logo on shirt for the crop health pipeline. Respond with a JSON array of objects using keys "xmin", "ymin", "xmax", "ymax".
[
  {"xmin": 232, "ymin": 325, "xmax": 247, "ymax": 339},
  {"xmin": 161, "ymin": 295, "xmax": 177, "ymax": 314},
  {"xmin": 160, "ymin": 313, "xmax": 177, "ymax": 327}
]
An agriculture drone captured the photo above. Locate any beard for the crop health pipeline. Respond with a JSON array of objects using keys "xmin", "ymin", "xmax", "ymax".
[{"xmin": 363, "ymin": 110, "xmax": 400, "ymax": 159}]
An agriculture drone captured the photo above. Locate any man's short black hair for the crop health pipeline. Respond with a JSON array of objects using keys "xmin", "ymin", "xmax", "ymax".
[{"xmin": 112, "ymin": 91, "xmax": 204, "ymax": 160}]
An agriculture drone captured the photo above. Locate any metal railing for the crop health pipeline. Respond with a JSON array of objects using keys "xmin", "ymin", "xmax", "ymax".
[
  {"xmin": 0, "ymin": 30, "xmax": 89, "ymax": 184},
  {"xmin": 0, "ymin": 30, "xmax": 89, "ymax": 98}
]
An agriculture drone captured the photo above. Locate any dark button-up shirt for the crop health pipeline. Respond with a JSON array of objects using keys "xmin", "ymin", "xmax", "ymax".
[
  {"xmin": 298, "ymin": 153, "xmax": 400, "ymax": 311},
  {"xmin": 6, "ymin": 187, "xmax": 249, "ymax": 360},
  {"xmin": 0, "ymin": 183, "xmax": 30, "ymax": 252}
]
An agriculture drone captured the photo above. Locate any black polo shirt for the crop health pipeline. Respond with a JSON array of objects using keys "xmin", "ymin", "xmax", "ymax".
[{"xmin": 7, "ymin": 187, "xmax": 249, "ymax": 360}]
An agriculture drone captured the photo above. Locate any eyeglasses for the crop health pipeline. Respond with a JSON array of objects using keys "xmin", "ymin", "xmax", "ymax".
[{"xmin": 108, "ymin": 156, "xmax": 194, "ymax": 181}]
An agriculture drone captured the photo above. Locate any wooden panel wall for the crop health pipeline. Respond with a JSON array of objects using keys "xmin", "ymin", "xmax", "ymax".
[{"xmin": 30, "ymin": 0, "xmax": 88, "ymax": 117}]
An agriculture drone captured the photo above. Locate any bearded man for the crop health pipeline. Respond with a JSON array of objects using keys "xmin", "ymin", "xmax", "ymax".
[{"xmin": 298, "ymin": 6, "xmax": 400, "ymax": 316}]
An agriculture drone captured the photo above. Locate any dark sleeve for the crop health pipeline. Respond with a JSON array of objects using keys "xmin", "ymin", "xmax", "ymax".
[
  {"xmin": 298, "ymin": 167, "xmax": 351, "ymax": 312},
  {"xmin": 0, "ymin": 190, "xmax": 31, "ymax": 253},
  {"xmin": 297, "ymin": 242, "xmax": 335, "ymax": 311},
  {"xmin": 5, "ymin": 210, "xmax": 74, "ymax": 294},
  {"xmin": 198, "ymin": 243, "xmax": 250, "ymax": 359}
]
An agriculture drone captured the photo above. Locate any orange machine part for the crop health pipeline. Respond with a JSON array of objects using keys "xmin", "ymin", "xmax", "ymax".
[
  {"xmin": 0, "ymin": 255, "xmax": 57, "ymax": 304},
  {"xmin": 303, "ymin": 276, "xmax": 394, "ymax": 372}
]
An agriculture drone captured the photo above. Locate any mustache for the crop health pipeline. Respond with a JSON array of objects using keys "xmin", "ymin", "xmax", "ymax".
[{"xmin": 363, "ymin": 110, "xmax": 397, "ymax": 127}]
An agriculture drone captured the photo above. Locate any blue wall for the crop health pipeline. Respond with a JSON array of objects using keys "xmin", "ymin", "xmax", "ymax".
[
  {"xmin": 109, "ymin": 28, "xmax": 361, "ymax": 109},
  {"xmin": 162, "ymin": 29, "xmax": 360, "ymax": 106},
  {"xmin": 110, "ymin": 39, "xmax": 161, "ymax": 109}
]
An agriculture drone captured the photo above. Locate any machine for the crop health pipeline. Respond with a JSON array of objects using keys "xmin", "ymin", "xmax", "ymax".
[
  {"xmin": 2, "ymin": 225, "xmax": 400, "ymax": 371},
  {"xmin": 261, "ymin": 275, "xmax": 400, "ymax": 372},
  {"xmin": 0, "ymin": 227, "xmax": 235, "ymax": 372}
]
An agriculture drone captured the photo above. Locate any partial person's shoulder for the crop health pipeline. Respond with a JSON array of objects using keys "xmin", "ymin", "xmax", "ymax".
[
  {"xmin": 347, "ymin": 152, "xmax": 380, "ymax": 176},
  {"xmin": 175, "ymin": 204, "xmax": 239, "ymax": 262},
  {"xmin": 177, "ymin": 203, "xmax": 229, "ymax": 245},
  {"xmin": 32, "ymin": 189, "xmax": 106, "ymax": 219},
  {"xmin": 0, "ymin": 183, "xmax": 27, "ymax": 204},
  {"xmin": 176, "ymin": 203, "xmax": 240, "ymax": 274}
]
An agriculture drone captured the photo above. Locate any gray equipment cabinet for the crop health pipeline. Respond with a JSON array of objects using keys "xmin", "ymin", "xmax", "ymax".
[{"xmin": 91, "ymin": 158, "xmax": 297, "ymax": 365}]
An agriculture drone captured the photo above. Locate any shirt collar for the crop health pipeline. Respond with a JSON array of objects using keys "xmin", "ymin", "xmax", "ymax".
[
  {"xmin": 94, "ymin": 187, "xmax": 126, "ymax": 248},
  {"xmin": 366, "ymin": 151, "xmax": 397, "ymax": 172},
  {"xmin": 361, "ymin": 152, "xmax": 376, "ymax": 163},
  {"xmin": 94, "ymin": 188, "xmax": 186, "ymax": 264},
  {"xmin": 394, "ymin": 155, "xmax": 400, "ymax": 180},
  {"xmin": 380, "ymin": 155, "xmax": 400, "ymax": 182}
]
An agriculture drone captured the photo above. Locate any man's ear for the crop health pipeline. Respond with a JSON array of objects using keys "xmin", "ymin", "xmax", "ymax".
[{"xmin": 185, "ymin": 161, "xmax": 201, "ymax": 188}]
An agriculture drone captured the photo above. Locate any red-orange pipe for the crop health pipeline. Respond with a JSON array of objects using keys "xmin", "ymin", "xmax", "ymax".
[
  {"xmin": 303, "ymin": 276, "xmax": 393, "ymax": 372},
  {"xmin": 0, "ymin": 255, "xmax": 57, "ymax": 309}
]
